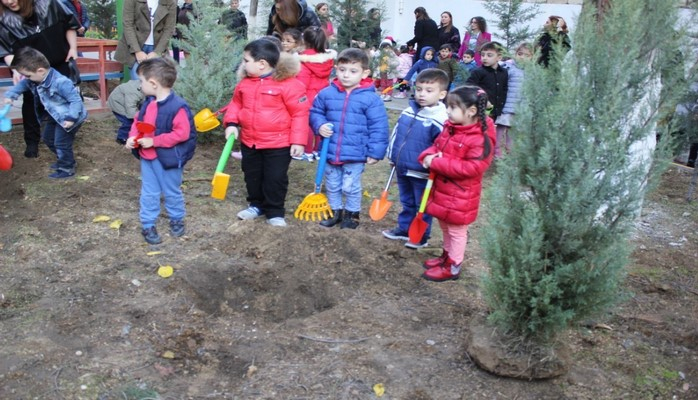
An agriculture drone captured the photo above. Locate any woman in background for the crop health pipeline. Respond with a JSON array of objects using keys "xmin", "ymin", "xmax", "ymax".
[{"xmin": 457, "ymin": 16, "xmax": 491, "ymax": 66}]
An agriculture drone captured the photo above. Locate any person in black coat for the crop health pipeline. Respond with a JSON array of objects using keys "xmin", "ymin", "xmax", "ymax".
[
  {"xmin": 466, "ymin": 41, "xmax": 508, "ymax": 119},
  {"xmin": 437, "ymin": 11, "xmax": 461, "ymax": 53},
  {"xmin": 406, "ymin": 7, "xmax": 439, "ymax": 55},
  {"xmin": 536, "ymin": 15, "xmax": 571, "ymax": 68},
  {"xmin": 266, "ymin": 0, "xmax": 321, "ymax": 37}
]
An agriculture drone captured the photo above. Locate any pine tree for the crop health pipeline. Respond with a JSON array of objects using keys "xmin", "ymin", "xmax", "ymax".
[
  {"xmin": 173, "ymin": 0, "xmax": 244, "ymax": 130},
  {"xmin": 330, "ymin": 0, "xmax": 384, "ymax": 51},
  {"xmin": 482, "ymin": 0, "xmax": 540, "ymax": 51},
  {"xmin": 85, "ymin": 0, "xmax": 117, "ymax": 39},
  {"xmin": 479, "ymin": 0, "xmax": 691, "ymax": 344}
]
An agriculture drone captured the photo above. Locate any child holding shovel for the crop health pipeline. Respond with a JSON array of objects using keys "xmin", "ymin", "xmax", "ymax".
[
  {"xmin": 222, "ymin": 38, "xmax": 310, "ymax": 227},
  {"xmin": 382, "ymin": 68, "xmax": 449, "ymax": 249},
  {"xmin": 125, "ymin": 58, "xmax": 197, "ymax": 245},
  {"xmin": 309, "ymin": 48, "xmax": 389, "ymax": 229},
  {"xmin": 417, "ymin": 85, "xmax": 496, "ymax": 282}
]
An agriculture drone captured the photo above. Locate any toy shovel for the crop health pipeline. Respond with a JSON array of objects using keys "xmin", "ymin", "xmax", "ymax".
[
  {"xmin": 0, "ymin": 104, "xmax": 12, "ymax": 132},
  {"xmin": 211, "ymin": 135, "xmax": 236, "ymax": 200},
  {"xmin": 408, "ymin": 172, "xmax": 436, "ymax": 243},
  {"xmin": 133, "ymin": 121, "xmax": 155, "ymax": 148},
  {"xmin": 0, "ymin": 144, "xmax": 13, "ymax": 171},
  {"xmin": 369, "ymin": 165, "xmax": 396, "ymax": 221}
]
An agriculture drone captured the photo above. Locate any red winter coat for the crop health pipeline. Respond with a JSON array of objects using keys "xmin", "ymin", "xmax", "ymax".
[
  {"xmin": 297, "ymin": 49, "xmax": 336, "ymax": 104},
  {"xmin": 223, "ymin": 53, "xmax": 310, "ymax": 149},
  {"xmin": 418, "ymin": 118, "xmax": 496, "ymax": 225}
]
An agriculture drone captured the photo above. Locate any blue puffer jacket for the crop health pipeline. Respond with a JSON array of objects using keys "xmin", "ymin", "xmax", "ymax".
[
  {"xmin": 404, "ymin": 46, "xmax": 438, "ymax": 82},
  {"xmin": 310, "ymin": 78, "xmax": 389, "ymax": 164},
  {"xmin": 4, "ymin": 68, "xmax": 86, "ymax": 133},
  {"xmin": 501, "ymin": 59, "xmax": 525, "ymax": 115}
]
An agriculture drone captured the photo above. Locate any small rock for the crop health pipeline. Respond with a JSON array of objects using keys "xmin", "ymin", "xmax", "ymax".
[
  {"xmin": 622, "ymin": 339, "xmax": 634, "ymax": 349},
  {"xmin": 679, "ymin": 371, "xmax": 685, "ymax": 380},
  {"xmin": 411, "ymin": 316, "xmax": 421, "ymax": 322},
  {"xmin": 310, "ymin": 383, "xmax": 324, "ymax": 391},
  {"xmin": 426, "ymin": 340, "xmax": 436, "ymax": 346},
  {"xmin": 131, "ymin": 279, "xmax": 141, "ymax": 287},
  {"xmin": 75, "ymin": 350, "xmax": 83, "ymax": 356},
  {"xmin": 245, "ymin": 365, "xmax": 257, "ymax": 378}
]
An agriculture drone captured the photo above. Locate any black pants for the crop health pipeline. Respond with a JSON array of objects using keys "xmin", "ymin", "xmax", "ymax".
[
  {"xmin": 240, "ymin": 143, "xmax": 291, "ymax": 219},
  {"xmin": 22, "ymin": 62, "xmax": 71, "ymax": 149}
]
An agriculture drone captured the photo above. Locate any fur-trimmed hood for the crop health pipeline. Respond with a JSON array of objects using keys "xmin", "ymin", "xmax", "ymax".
[
  {"xmin": 237, "ymin": 52, "xmax": 302, "ymax": 81},
  {"xmin": 297, "ymin": 49, "xmax": 337, "ymax": 64}
]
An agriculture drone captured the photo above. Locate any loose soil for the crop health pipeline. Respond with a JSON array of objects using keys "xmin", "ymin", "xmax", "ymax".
[{"xmin": 0, "ymin": 113, "xmax": 696, "ymax": 399}]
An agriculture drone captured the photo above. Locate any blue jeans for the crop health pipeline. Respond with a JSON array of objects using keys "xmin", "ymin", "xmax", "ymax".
[
  {"xmin": 130, "ymin": 44, "xmax": 154, "ymax": 80},
  {"xmin": 139, "ymin": 158, "xmax": 185, "ymax": 228},
  {"xmin": 42, "ymin": 119, "xmax": 76, "ymax": 173},
  {"xmin": 113, "ymin": 112, "xmax": 132, "ymax": 142},
  {"xmin": 396, "ymin": 174, "xmax": 432, "ymax": 240},
  {"xmin": 324, "ymin": 162, "xmax": 365, "ymax": 212}
]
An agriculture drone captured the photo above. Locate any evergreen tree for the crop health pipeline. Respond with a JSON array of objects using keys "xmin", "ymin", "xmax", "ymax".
[
  {"xmin": 483, "ymin": 0, "xmax": 540, "ymax": 51},
  {"xmin": 173, "ymin": 0, "xmax": 244, "ymax": 129},
  {"xmin": 85, "ymin": 0, "xmax": 117, "ymax": 39},
  {"xmin": 480, "ymin": 0, "xmax": 689, "ymax": 344},
  {"xmin": 330, "ymin": 0, "xmax": 385, "ymax": 51}
]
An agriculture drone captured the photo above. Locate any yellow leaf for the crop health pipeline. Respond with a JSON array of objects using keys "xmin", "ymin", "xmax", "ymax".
[
  {"xmin": 92, "ymin": 215, "xmax": 111, "ymax": 222},
  {"xmin": 109, "ymin": 219, "xmax": 122, "ymax": 229},
  {"xmin": 162, "ymin": 350, "xmax": 175, "ymax": 359},
  {"xmin": 76, "ymin": 175, "xmax": 89, "ymax": 181},
  {"xmin": 373, "ymin": 383, "xmax": 385, "ymax": 397},
  {"xmin": 146, "ymin": 251, "xmax": 163, "ymax": 256},
  {"xmin": 158, "ymin": 265, "xmax": 174, "ymax": 278},
  {"xmin": 363, "ymin": 190, "xmax": 370, "ymax": 197}
]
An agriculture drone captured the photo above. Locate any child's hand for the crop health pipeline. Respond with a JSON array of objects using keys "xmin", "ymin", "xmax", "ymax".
[
  {"xmin": 422, "ymin": 152, "xmax": 442, "ymax": 169},
  {"xmin": 3, "ymin": 98, "xmax": 12, "ymax": 105},
  {"xmin": 318, "ymin": 123, "xmax": 334, "ymax": 138},
  {"xmin": 290, "ymin": 144, "xmax": 304, "ymax": 158},
  {"xmin": 367, "ymin": 157, "xmax": 379, "ymax": 165},
  {"xmin": 225, "ymin": 126, "xmax": 239, "ymax": 140},
  {"xmin": 138, "ymin": 137, "xmax": 154, "ymax": 148},
  {"xmin": 125, "ymin": 137, "xmax": 136, "ymax": 149},
  {"xmin": 62, "ymin": 121, "xmax": 74, "ymax": 129}
]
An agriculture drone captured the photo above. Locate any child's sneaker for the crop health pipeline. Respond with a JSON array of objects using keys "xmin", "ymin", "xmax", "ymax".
[
  {"xmin": 382, "ymin": 228, "xmax": 408, "ymax": 241},
  {"xmin": 141, "ymin": 226, "xmax": 162, "ymax": 245},
  {"xmin": 237, "ymin": 206, "xmax": 262, "ymax": 220},
  {"xmin": 231, "ymin": 151, "xmax": 243, "ymax": 160},
  {"xmin": 267, "ymin": 217, "xmax": 287, "ymax": 227},
  {"xmin": 48, "ymin": 170, "xmax": 75, "ymax": 179},
  {"xmin": 394, "ymin": 91, "xmax": 407, "ymax": 99},
  {"xmin": 170, "ymin": 219, "xmax": 185, "ymax": 237},
  {"xmin": 405, "ymin": 237, "xmax": 428, "ymax": 249},
  {"xmin": 312, "ymin": 151, "xmax": 319, "ymax": 160}
]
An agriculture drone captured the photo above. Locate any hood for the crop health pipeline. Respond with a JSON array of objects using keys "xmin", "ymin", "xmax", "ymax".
[
  {"xmin": 419, "ymin": 46, "xmax": 435, "ymax": 61},
  {"xmin": 237, "ymin": 52, "xmax": 301, "ymax": 81},
  {"xmin": 298, "ymin": 49, "xmax": 336, "ymax": 79}
]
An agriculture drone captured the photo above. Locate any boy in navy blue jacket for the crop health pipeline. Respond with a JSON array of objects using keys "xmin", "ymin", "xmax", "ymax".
[
  {"xmin": 466, "ymin": 41, "xmax": 508, "ymax": 119},
  {"xmin": 382, "ymin": 69, "xmax": 449, "ymax": 248},
  {"xmin": 4, "ymin": 47, "xmax": 87, "ymax": 179},
  {"xmin": 309, "ymin": 48, "xmax": 389, "ymax": 229}
]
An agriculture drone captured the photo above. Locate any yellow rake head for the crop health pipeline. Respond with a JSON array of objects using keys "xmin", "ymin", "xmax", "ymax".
[{"xmin": 294, "ymin": 193, "xmax": 334, "ymax": 221}]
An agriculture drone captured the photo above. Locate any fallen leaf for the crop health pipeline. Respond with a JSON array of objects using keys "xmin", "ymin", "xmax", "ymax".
[
  {"xmin": 92, "ymin": 215, "xmax": 111, "ymax": 222},
  {"xmin": 245, "ymin": 365, "xmax": 258, "ymax": 378},
  {"xmin": 109, "ymin": 219, "xmax": 122, "ymax": 229},
  {"xmin": 158, "ymin": 265, "xmax": 174, "ymax": 278},
  {"xmin": 373, "ymin": 383, "xmax": 385, "ymax": 397},
  {"xmin": 76, "ymin": 175, "xmax": 89, "ymax": 181},
  {"xmin": 593, "ymin": 323, "xmax": 613, "ymax": 331},
  {"xmin": 162, "ymin": 350, "xmax": 175, "ymax": 359},
  {"xmin": 146, "ymin": 251, "xmax": 163, "ymax": 256},
  {"xmin": 363, "ymin": 190, "xmax": 371, "ymax": 197}
]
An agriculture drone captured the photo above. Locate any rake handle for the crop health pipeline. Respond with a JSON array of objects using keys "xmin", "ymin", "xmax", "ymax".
[
  {"xmin": 216, "ymin": 135, "xmax": 236, "ymax": 173},
  {"xmin": 313, "ymin": 132, "xmax": 331, "ymax": 194}
]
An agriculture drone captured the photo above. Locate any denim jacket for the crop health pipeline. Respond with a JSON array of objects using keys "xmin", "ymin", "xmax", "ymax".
[{"xmin": 5, "ymin": 68, "xmax": 87, "ymax": 133}]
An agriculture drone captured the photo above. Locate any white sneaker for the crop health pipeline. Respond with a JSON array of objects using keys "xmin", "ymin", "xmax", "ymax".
[
  {"xmin": 237, "ymin": 206, "xmax": 262, "ymax": 220},
  {"xmin": 267, "ymin": 217, "xmax": 287, "ymax": 227}
]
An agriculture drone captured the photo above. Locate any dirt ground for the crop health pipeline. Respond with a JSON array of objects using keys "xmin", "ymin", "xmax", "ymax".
[{"xmin": 0, "ymin": 113, "xmax": 697, "ymax": 400}]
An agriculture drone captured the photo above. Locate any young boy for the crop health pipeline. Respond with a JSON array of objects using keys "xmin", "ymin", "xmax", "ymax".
[
  {"xmin": 125, "ymin": 58, "xmax": 197, "ymax": 244},
  {"xmin": 309, "ymin": 48, "xmax": 389, "ymax": 229},
  {"xmin": 466, "ymin": 41, "xmax": 508, "ymax": 119},
  {"xmin": 4, "ymin": 47, "xmax": 87, "ymax": 179},
  {"xmin": 223, "ymin": 39, "xmax": 310, "ymax": 227},
  {"xmin": 436, "ymin": 44, "xmax": 459, "ymax": 89},
  {"xmin": 453, "ymin": 49, "xmax": 477, "ymax": 87},
  {"xmin": 382, "ymin": 69, "xmax": 449, "ymax": 248},
  {"xmin": 108, "ymin": 79, "xmax": 144, "ymax": 145}
]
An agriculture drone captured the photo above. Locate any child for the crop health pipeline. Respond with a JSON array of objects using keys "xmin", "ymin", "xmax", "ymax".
[
  {"xmin": 436, "ymin": 44, "xmax": 459, "ymax": 89},
  {"xmin": 309, "ymin": 48, "xmax": 389, "ymax": 229},
  {"xmin": 394, "ymin": 44, "xmax": 413, "ymax": 99},
  {"xmin": 223, "ymin": 39, "xmax": 310, "ymax": 227},
  {"xmin": 466, "ymin": 41, "xmax": 508, "ymax": 119},
  {"xmin": 125, "ymin": 58, "xmax": 197, "ymax": 245},
  {"xmin": 108, "ymin": 79, "xmax": 144, "ymax": 145},
  {"xmin": 453, "ymin": 49, "xmax": 476, "ymax": 87},
  {"xmin": 281, "ymin": 28, "xmax": 303, "ymax": 53},
  {"xmin": 403, "ymin": 46, "xmax": 438, "ymax": 88},
  {"xmin": 3, "ymin": 47, "xmax": 87, "ymax": 179},
  {"xmin": 296, "ymin": 26, "xmax": 336, "ymax": 162},
  {"xmin": 495, "ymin": 42, "xmax": 532, "ymax": 156},
  {"xmin": 372, "ymin": 38, "xmax": 400, "ymax": 101},
  {"xmin": 382, "ymin": 69, "xmax": 449, "ymax": 248},
  {"xmin": 418, "ymin": 85, "xmax": 496, "ymax": 281}
]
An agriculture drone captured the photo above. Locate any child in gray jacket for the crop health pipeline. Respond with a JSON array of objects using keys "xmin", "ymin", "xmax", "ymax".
[{"xmin": 108, "ymin": 79, "xmax": 144, "ymax": 144}]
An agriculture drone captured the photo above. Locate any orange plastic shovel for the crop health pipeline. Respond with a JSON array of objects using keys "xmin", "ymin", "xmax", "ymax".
[
  {"xmin": 408, "ymin": 172, "xmax": 436, "ymax": 243},
  {"xmin": 369, "ymin": 166, "xmax": 396, "ymax": 221}
]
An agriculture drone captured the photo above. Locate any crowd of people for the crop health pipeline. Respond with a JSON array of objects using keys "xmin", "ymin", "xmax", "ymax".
[{"xmin": 0, "ymin": 0, "xmax": 577, "ymax": 281}]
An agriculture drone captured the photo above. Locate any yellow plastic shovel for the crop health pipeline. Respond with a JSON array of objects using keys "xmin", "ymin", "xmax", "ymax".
[{"xmin": 211, "ymin": 135, "xmax": 236, "ymax": 200}]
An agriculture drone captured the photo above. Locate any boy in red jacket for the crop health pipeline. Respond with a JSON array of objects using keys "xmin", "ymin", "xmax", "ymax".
[{"xmin": 223, "ymin": 39, "xmax": 310, "ymax": 227}]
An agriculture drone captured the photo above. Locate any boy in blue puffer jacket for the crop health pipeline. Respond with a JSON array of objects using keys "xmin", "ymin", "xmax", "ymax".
[
  {"xmin": 310, "ymin": 48, "xmax": 389, "ymax": 229},
  {"xmin": 402, "ymin": 46, "xmax": 438, "ymax": 95},
  {"xmin": 382, "ymin": 69, "xmax": 449, "ymax": 248}
]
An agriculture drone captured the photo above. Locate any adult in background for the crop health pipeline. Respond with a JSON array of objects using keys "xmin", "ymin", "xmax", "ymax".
[
  {"xmin": 365, "ymin": 7, "xmax": 382, "ymax": 50},
  {"xmin": 457, "ymin": 16, "xmax": 491, "ymax": 66},
  {"xmin": 315, "ymin": 2, "xmax": 333, "ymax": 44},
  {"xmin": 406, "ymin": 7, "xmax": 438, "ymax": 56},
  {"xmin": 0, "ymin": 0, "xmax": 80, "ymax": 158},
  {"xmin": 221, "ymin": 0, "xmax": 247, "ymax": 41},
  {"xmin": 437, "ymin": 11, "xmax": 460, "ymax": 53},
  {"xmin": 61, "ymin": 0, "xmax": 89, "ymax": 37},
  {"xmin": 536, "ymin": 15, "xmax": 570, "ymax": 68},
  {"xmin": 114, "ymin": 0, "xmax": 177, "ymax": 80},
  {"xmin": 266, "ymin": 0, "xmax": 320, "ymax": 37}
]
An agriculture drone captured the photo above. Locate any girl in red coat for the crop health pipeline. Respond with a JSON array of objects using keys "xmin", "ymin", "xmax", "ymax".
[
  {"xmin": 295, "ymin": 26, "xmax": 335, "ymax": 161},
  {"xmin": 418, "ymin": 85, "xmax": 496, "ymax": 282}
]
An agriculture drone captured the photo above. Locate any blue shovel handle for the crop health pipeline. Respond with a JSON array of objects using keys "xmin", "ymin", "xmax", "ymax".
[{"xmin": 313, "ymin": 126, "xmax": 332, "ymax": 193}]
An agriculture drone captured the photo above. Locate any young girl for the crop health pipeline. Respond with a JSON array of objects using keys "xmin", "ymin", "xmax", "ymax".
[
  {"xmin": 280, "ymin": 28, "xmax": 303, "ymax": 53},
  {"xmin": 417, "ymin": 85, "xmax": 496, "ymax": 282},
  {"xmin": 295, "ymin": 26, "xmax": 336, "ymax": 162}
]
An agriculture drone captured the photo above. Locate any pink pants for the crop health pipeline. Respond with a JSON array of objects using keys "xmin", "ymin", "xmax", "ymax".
[{"xmin": 438, "ymin": 220, "xmax": 469, "ymax": 265}]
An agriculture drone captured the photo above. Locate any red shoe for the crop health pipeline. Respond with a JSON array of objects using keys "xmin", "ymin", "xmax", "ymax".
[
  {"xmin": 423, "ymin": 250, "xmax": 450, "ymax": 269},
  {"xmin": 422, "ymin": 264, "xmax": 460, "ymax": 282}
]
